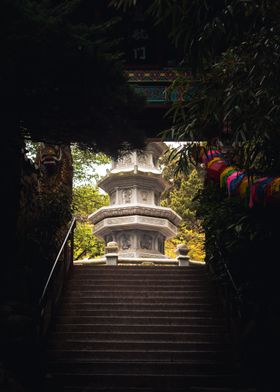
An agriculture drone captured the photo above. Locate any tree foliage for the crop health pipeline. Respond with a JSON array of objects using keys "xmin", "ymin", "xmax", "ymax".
[
  {"xmin": 73, "ymin": 221, "xmax": 105, "ymax": 260},
  {"xmin": 72, "ymin": 183, "xmax": 109, "ymax": 260},
  {"xmin": 161, "ymin": 150, "xmax": 205, "ymax": 261},
  {"xmin": 196, "ymin": 185, "xmax": 280, "ymax": 318},
  {"xmin": 2, "ymin": 1, "xmax": 149, "ymax": 282},
  {"xmin": 72, "ymin": 184, "xmax": 109, "ymax": 220},
  {"xmin": 112, "ymin": 0, "xmax": 280, "ymax": 174},
  {"xmin": 71, "ymin": 144, "xmax": 110, "ymax": 185},
  {"xmin": 2, "ymin": 0, "xmax": 146, "ymax": 155}
]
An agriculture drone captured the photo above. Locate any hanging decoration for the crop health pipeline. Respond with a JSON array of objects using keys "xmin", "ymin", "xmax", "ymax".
[{"xmin": 197, "ymin": 148, "xmax": 280, "ymax": 208}]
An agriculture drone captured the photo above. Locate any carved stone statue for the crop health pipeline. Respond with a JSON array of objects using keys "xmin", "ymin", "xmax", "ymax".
[
  {"xmin": 122, "ymin": 188, "xmax": 132, "ymax": 203},
  {"xmin": 140, "ymin": 234, "xmax": 152, "ymax": 250},
  {"xmin": 141, "ymin": 190, "xmax": 149, "ymax": 202},
  {"xmin": 120, "ymin": 234, "xmax": 131, "ymax": 250}
]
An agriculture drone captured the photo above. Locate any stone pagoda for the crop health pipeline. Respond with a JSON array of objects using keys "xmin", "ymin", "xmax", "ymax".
[{"xmin": 88, "ymin": 141, "xmax": 181, "ymax": 260}]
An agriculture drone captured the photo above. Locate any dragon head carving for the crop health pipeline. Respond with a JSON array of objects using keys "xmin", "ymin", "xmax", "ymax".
[{"xmin": 37, "ymin": 143, "xmax": 63, "ymax": 174}]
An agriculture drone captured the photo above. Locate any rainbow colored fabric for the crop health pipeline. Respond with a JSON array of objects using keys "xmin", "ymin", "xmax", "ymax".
[{"xmin": 199, "ymin": 148, "xmax": 280, "ymax": 208}]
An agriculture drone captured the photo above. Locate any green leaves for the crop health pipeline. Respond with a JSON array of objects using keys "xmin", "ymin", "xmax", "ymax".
[
  {"xmin": 2, "ymin": 0, "xmax": 147, "ymax": 155},
  {"xmin": 109, "ymin": 0, "xmax": 137, "ymax": 11},
  {"xmin": 72, "ymin": 184, "xmax": 109, "ymax": 260},
  {"xmin": 110, "ymin": 0, "xmax": 280, "ymax": 174},
  {"xmin": 161, "ymin": 150, "xmax": 205, "ymax": 261},
  {"xmin": 74, "ymin": 221, "xmax": 105, "ymax": 260},
  {"xmin": 71, "ymin": 145, "xmax": 110, "ymax": 186},
  {"xmin": 72, "ymin": 185, "xmax": 109, "ymax": 219}
]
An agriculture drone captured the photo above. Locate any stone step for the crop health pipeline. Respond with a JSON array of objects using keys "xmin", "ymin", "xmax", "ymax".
[
  {"xmin": 45, "ymin": 372, "xmax": 237, "ymax": 390},
  {"xmin": 70, "ymin": 272, "xmax": 209, "ymax": 280},
  {"xmin": 68, "ymin": 277, "xmax": 210, "ymax": 284},
  {"xmin": 53, "ymin": 323, "xmax": 227, "ymax": 334},
  {"xmin": 61, "ymin": 296, "xmax": 217, "ymax": 304},
  {"xmin": 43, "ymin": 265, "xmax": 246, "ymax": 391},
  {"xmin": 72, "ymin": 266, "xmax": 206, "ymax": 271},
  {"xmin": 64, "ymin": 290, "xmax": 214, "ymax": 299},
  {"xmin": 54, "ymin": 315, "xmax": 224, "ymax": 326},
  {"xmin": 60, "ymin": 302, "xmax": 221, "ymax": 311},
  {"xmin": 59, "ymin": 388, "xmax": 254, "ymax": 392},
  {"xmin": 68, "ymin": 276, "xmax": 212, "ymax": 287},
  {"xmin": 47, "ymin": 360, "xmax": 235, "ymax": 375},
  {"xmin": 48, "ymin": 349, "xmax": 233, "ymax": 362},
  {"xmin": 71, "ymin": 269, "xmax": 207, "ymax": 276},
  {"xmin": 58, "ymin": 309, "xmax": 223, "ymax": 318},
  {"xmin": 190, "ymin": 388, "xmax": 256, "ymax": 392},
  {"xmin": 49, "ymin": 339, "xmax": 229, "ymax": 351},
  {"xmin": 50, "ymin": 331, "xmax": 227, "ymax": 343},
  {"xmin": 66, "ymin": 284, "xmax": 214, "ymax": 292}
]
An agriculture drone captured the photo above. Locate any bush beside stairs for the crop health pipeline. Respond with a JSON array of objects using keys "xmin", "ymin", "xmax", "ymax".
[{"xmin": 44, "ymin": 265, "xmax": 256, "ymax": 392}]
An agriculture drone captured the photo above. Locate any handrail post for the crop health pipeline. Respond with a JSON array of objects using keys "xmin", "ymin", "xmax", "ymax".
[
  {"xmin": 70, "ymin": 220, "xmax": 76, "ymax": 268},
  {"xmin": 63, "ymin": 242, "xmax": 68, "ymax": 277}
]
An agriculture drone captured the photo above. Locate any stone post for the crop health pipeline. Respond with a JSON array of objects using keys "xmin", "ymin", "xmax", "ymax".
[
  {"xmin": 105, "ymin": 241, "xmax": 119, "ymax": 266},
  {"xmin": 176, "ymin": 244, "xmax": 190, "ymax": 267}
]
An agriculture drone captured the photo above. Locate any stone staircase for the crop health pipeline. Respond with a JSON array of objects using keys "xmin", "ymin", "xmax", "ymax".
[{"xmin": 44, "ymin": 265, "xmax": 254, "ymax": 392}]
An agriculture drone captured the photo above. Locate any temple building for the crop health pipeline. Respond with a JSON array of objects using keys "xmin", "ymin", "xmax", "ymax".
[{"xmin": 88, "ymin": 141, "xmax": 182, "ymax": 260}]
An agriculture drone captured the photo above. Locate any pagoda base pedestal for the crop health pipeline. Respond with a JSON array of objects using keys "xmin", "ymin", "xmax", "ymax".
[{"xmin": 102, "ymin": 229, "xmax": 168, "ymax": 259}]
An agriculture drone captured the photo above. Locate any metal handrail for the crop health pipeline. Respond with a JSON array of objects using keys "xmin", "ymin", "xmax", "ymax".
[
  {"xmin": 38, "ymin": 217, "xmax": 76, "ymax": 339},
  {"xmin": 39, "ymin": 217, "xmax": 76, "ymax": 306}
]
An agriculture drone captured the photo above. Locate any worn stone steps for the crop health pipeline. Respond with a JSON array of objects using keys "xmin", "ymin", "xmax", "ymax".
[
  {"xmin": 49, "ymin": 339, "xmax": 230, "ymax": 352},
  {"xmin": 190, "ymin": 388, "xmax": 256, "ymax": 392},
  {"xmin": 59, "ymin": 309, "xmax": 222, "ymax": 318},
  {"xmin": 54, "ymin": 323, "xmax": 227, "ymax": 334},
  {"xmin": 67, "ymin": 275, "xmax": 210, "ymax": 281},
  {"xmin": 71, "ymin": 269, "xmax": 207, "ymax": 275},
  {"xmin": 47, "ymin": 359, "xmax": 235, "ymax": 374},
  {"xmin": 66, "ymin": 284, "xmax": 213, "ymax": 291},
  {"xmin": 68, "ymin": 277, "xmax": 210, "ymax": 283},
  {"xmin": 45, "ymin": 372, "xmax": 237, "ymax": 390},
  {"xmin": 54, "ymin": 315, "xmax": 224, "ymax": 326},
  {"xmin": 71, "ymin": 265, "xmax": 205, "ymax": 272},
  {"xmin": 45, "ymin": 265, "xmax": 247, "ymax": 391},
  {"xmin": 61, "ymin": 388, "xmax": 255, "ymax": 392},
  {"xmin": 62, "ymin": 295, "xmax": 215, "ymax": 304},
  {"xmin": 70, "ymin": 275, "xmax": 210, "ymax": 282},
  {"xmin": 60, "ymin": 302, "xmax": 221, "ymax": 311},
  {"xmin": 69, "ymin": 268, "xmax": 208, "ymax": 276},
  {"xmin": 48, "ymin": 349, "xmax": 232, "ymax": 362},
  {"xmin": 64, "ymin": 291, "xmax": 215, "ymax": 300},
  {"xmin": 50, "ymin": 331, "xmax": 227, "ymax": 343}
]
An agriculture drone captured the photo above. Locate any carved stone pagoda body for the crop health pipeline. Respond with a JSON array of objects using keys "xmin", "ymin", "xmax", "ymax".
[{"xmin": 88, "ymin": 142, "xmax": 181, "ymax": 259}]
